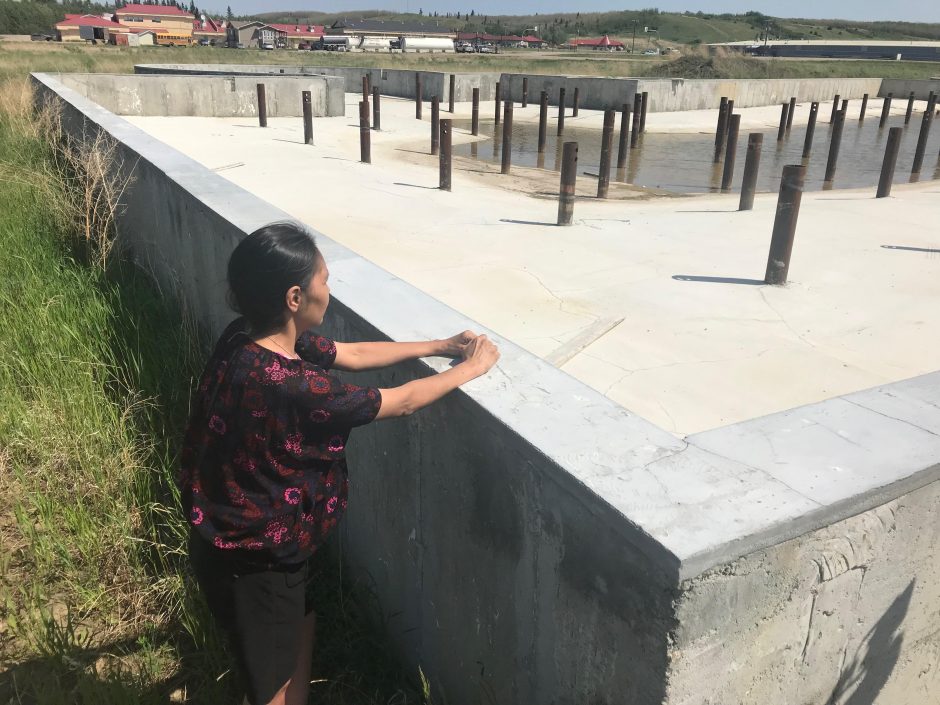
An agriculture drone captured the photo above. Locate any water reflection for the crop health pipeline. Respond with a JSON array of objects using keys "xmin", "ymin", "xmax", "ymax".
[{"xmin": 450, "ymin": 111, "xmax": 940, "ymax": 194}]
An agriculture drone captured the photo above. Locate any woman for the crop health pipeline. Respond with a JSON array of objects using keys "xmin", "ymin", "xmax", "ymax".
[{"xmin": 179, "ymin": 222, "xmax": 499, "ymax": 705}]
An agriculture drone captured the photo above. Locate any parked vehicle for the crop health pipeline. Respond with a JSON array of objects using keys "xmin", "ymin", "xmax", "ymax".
[
  {"xmin": 456, "ymin": 41, "xmax": 474, "ymax": 53},
  {"xmin": 478, "ymin": 43, "xmax": 496, "ymax": 54},
  {"xmin": 261, "ymin": 42, "xmax": 275, "ymax": 50},
  {"xmin": 642, "ymin": 48, "xmax": 658, "ymax": 55}
]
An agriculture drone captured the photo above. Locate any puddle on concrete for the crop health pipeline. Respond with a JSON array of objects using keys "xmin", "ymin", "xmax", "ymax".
[{"xmin": 453, "ymin": 112, "xmax": 940, "ymax": 194}]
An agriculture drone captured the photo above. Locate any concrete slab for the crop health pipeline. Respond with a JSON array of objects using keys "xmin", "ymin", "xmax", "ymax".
[{"xmin": 125, "ymin": 92, "xmax": 940, "ymax": 436}]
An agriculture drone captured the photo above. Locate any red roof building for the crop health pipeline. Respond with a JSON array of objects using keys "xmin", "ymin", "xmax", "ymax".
[
  {"xmin": 117, "ymin": 3, "xmax": 193, "ymax": 17},
  {"xmin": 55, "ymin": 14, "xmax": 131, "ymax": 42},
  {"xmin": 567, "ymin": 35, "xmax": 625, "ymax": 50},
  {"xmin": 268, "ymin": 23, "xmax": 325, "ymax": 47},
  {"xmin": 457, "ymin": 31, "xmax": 544, "ymax": 47}
]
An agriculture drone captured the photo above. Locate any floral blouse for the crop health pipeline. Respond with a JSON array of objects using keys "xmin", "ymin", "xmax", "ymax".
[{"xmin": 179, "ymin": 317, "xmax": 382, "ymax": 565}]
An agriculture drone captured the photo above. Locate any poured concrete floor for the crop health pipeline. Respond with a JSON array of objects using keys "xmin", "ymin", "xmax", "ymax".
[{"xmin": 126, "ymin": 95, "xmax": 940, "ymax": 435}]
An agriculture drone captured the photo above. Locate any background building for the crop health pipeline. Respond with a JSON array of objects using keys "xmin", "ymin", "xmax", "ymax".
[
  {"xmin": 54, "ymin": 14, "xmax": 128, "ymax": 43},
  {"xmin": 114, "ymin": 3, "xmax": 193, "ymax": 45},
  {"xmin": 192, "ymin": 15, "xmax": 226, "ymax": 46}
]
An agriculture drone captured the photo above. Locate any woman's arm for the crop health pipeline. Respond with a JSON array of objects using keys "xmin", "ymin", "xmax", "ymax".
[
  {"xmin": 375, "ymin": 334, "xmax": 499, "ymax": 419},
  {"xmin": 333, "ymin": 331, "xmax": 477, "ymax": 372}
]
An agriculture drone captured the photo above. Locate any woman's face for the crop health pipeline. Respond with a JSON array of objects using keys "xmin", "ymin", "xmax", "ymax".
[{"xmin": 299, "ymin": 253, "xmax": 330, "ymax": 328}]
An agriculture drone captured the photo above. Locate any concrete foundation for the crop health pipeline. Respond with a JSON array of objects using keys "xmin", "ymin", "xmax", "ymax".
[
  {"xmin": 56, "ymin": 72, "xmax": 344, "ymax": 117},
  {"xmin": 880, "ymin": 78, "xmax": 940, "ymax": 100},
  {"xmin": 31, "ymin": 71, "xmax": 940, "ymax": 705}
]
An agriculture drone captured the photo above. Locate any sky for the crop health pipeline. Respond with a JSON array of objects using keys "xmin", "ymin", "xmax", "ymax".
[{"xmin": 209, "ymin": 1, "xmax": 938, "ymax": 24}]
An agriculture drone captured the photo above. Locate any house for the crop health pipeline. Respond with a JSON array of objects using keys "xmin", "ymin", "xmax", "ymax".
[
  {"xmin": 115, "ymin": 3, "xmax": 194, "ymax": 45},
  {"xmin": 227, "ymin": 21, "xmax": 281, "ymax": 48},
  {"xmin": 567, "ymin": 35, "xmax": 625, "ymax": 51},
  {"xmin": 113, "ymin": 29, "xmax": 157, "ymax": 46},
  {"xmin": 328, "ymin": 18, "xmax": 456, "ymax": 40},
  {"xmin": 268, "ymin": 23, "xmax": 324, "ymax": 49},
  {"xmin": 193, "ymin": 15, "xmax": 227, "ymax": 46},
  {"xmin": 55, "ymin": 14, "xmax": 129, "ymax": 43}
]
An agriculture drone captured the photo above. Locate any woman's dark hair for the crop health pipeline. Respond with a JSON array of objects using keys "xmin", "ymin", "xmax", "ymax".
[{"xmin": 227, "ymin": 222, "xmax": 320, "ymax": 335}]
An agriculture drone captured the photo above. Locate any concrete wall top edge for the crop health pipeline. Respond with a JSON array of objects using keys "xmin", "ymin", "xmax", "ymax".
[{"xmin": 32, "ymin": 71, "xmax": 940, "ymax": 581}]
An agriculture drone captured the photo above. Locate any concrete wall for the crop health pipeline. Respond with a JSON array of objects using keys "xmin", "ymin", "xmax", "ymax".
[
  {"xmin": 879, "ymin": 78, "xmax": 940, "ymax": 100},
  {"xmin": 57, "ymin": 72, "xmax": 344, "ymax": 117},
  {"xmin": 33, "ymin": 71, "xmax": 940, "ymax": 705}
]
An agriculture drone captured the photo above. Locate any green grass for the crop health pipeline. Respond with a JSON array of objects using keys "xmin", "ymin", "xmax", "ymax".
[{"xmin": 0, "ymin": 76, "xmax": 424, "ymax": 704}]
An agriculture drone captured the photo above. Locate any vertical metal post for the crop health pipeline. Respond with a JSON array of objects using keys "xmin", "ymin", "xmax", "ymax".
[
  {"xmin": 715, "ymin": 99, "xmax": 728, "ymax": 162},
  {"xmin": 439, "ymin": 119, "xmax": 451, "ymax": 191},
  {"xmin": 597, "ymin": 109, "xmax": 615, "ymax": 198},
  {"xmin": 841, "ymin": 98, "xmax": 848, "ymax": 114},
  {"xmin": 449, "ymin": 73, "xmax": 456, "ymax": 113},
  {"xmin": 631, "ymin": 92, "xmax": 642, "ymax": 147},
  {"xmin": 372, "ymin": 87, "xmax": 380, "ymax": 130},
  {"xmin": 538, "ymin": 90, "xmax": 548, "ymax": 153},
  {"xmin": 777, "ymin": 102, "xmax": 789, "ymax": 142},
  {"xmin": 830, "ymin": 94, "xmax": 840, "ymax": 123},
  {"xmin": 256, "ymin": 83, "xmax": 267, "ymax": 127},
  {"xmin": 557, "ymin": 87, "xmax": 566, "ymax": 135},
  {"xmin": 362, "ymin": 74, "xmax": 369, "ymax": 102},
  {"xmin": 764, "ymin": 164, "xmax": 807, "ymax": 285},
  {"xmin": 640, "ymin": 91, "xmax": 649, "ymax": 132},
  {"xmin": 557, "ymin": 141, "xmax": 578, "ymax": 226},
  {"xmin": 721, "ymin": 113, "xmax": 741, "ymax": 193},
  {"xmin": 823, "ymin": 108, "xmax": 846, "ymax": 184},
  {"xmin": 501, "ymin": 101, "xmax": 514, "ymax": 175},
  {"xmin": 877, "ymin": 127, "xmax": 903, "ymax": 197},
  {"xmin": 738, "ymin": 133, "xmax": 763, "ymax": 211},
  {"xmin": 786, "ymin": 97, "xmax": 796, "ymax": 131},
  {"xmin": 617, "ymin": 102, "xmax": 631, "ymax": 170},
  {"xmin": 725, "ymin": 99, "xmax": 734, "ymax": 130},
  {"xmin": 359, "ymin": 100, "xmax": 370, "ymax": 164},
  {"xmin": 573, "ymin": 86, "xmax": 580, "ymax": 117},
  {"xmin": 301, "ymin": 90, "xmax": 313, "ymax": 145},
  {"xmin": 859, "ymin": 93, "xmax": 869, "ymax": 121},
  {"xmin": 431, "ymin": 96, "xmax": 440, "ymax": 155},
  {"xmin": 802, "ymin": 102, "xmax": 818, "ymax": 159},
  {"xmin": 905, "ymin": 91, "xmax": 915, "ymax": 124},
  {"xmin": 879, "ymin": 93, "xmax": 893, "ymax": 128},
  {"xmin": 415, "ymin": 73, "xmax": 422, "ymax": 119},
  {"xmin": 494, "ymin": 81, "xmax": 501, "ymax": 125},
  {"xmin": 911, "ymin": 109, "xmax": 932, "ymax": 176},
  {"xmin": 522, "ymin": 77, "xmax": 529, "ymax": 108},
  {"xmin": 471, "ymin": 88, "xmax": 479, "ymax": 136}
]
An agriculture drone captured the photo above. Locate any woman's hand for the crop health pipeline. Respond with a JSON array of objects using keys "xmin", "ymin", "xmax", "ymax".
[
  {"xmin": 461, "ymin": 334, "xmax": 500, "ymax": 375},
  {"xmin": 440, "ymin": 330, "xmax": 478, "ymax": 358}
]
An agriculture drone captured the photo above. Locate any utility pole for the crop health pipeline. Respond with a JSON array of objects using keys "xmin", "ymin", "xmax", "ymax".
[{"xmin": 632, "ymin": 19, "xmax": 637, "ymax": 54}]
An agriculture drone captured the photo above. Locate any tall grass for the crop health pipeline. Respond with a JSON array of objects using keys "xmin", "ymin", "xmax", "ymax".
[{"xmin": 0, "ymin": 77, "xmax": 421, "ymax": 704}]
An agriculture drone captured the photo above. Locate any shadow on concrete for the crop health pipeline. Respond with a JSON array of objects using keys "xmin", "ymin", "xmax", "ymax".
[
  {"xmin": 321, "ymin": 156, "xmax": 354, "ymax": 162},
  {"xmin": 393, "ymin": 182, "xmax": 438, "ymax": 190},
  {"xmin": 826, "ymin": 579, "xmax": 914, "ymax": 705},
  {"xmin": 672, "ymin": 275, "xmax": 765, "ymax": 285},
  {"xmin": 500, "ymin": 218, "xmax": 557, "ymax": 227},
  {"xmin": 881, "ymin": 245, "xmax": 940, "ymax": 254}
]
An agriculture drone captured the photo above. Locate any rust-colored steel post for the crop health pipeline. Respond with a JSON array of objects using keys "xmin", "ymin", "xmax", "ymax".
[
  {"xmin": 449, "ymin": 73, "xmax": 456, "ymax": 113},
  {"xmin": 302, "ymin": 90, "xmax": 313, "ymax": 145},
  {"xmin": 823, "ymin": 108, "xmax": 846, "ymax": 184},
  {"xmin": 501, "ymin": 100, "xmax": 514, "ymax": 174},
  {"xmin": 905, "ymin": 91, "xmax": 915, "ymax": 124},
  {"xmin": 879, "ymin": 93, "xmax": 893, "ymax": 128},
  {"xmin": 725, "ymin": 99, "xmax": 734, "ymax": 130},
  {"xmin": 415, "ymin": 73, "xmax": 423, "ymax": 119},
  {"xmin": 362, "ymin": 74, "xmax": 369, "ymax": 101},
  {"xmin": 256, "ymin": 83, "xmax": 267, "ymax": 127},
  {"xmin": 557, "ymin": 141, "xmax": 578, "ymax": 226},
  {"xmin": 538, "ymin": 90, "xmax": 548, "ymax": 153},
  {"xmin": 738, "ymin": 133, "xmax": 763, "ymax": 211},
  {"xmin": 597, "ymin": 109, "xmax": 615, "ymax": 198},
  {"xmin": 829, "ymin": 94, "xmax": 840, "ymax": 123},
  {"xmin": 911, "ymin": 109, "xmax": 933, "ymax": 175},
  {"xmin": 786, "ymin": 97, "xmax": 796, "ymax": 131},
  {"xmin": 859, "ymin": 93, "xmax": 869, "ymax": 120},
  {"xmin": 640, "ymin": 91, "xmax": 649, "ymax": 132},
  {"xmin": 471, "ymin": 87, "xmax": 480, "ymax": 135},
  {"xmin": 877, "ymin": 126, "xmax": 903, "ymax": 197},
  {"xmin": 631, "ymin": 92, "xmax": 642, "ymax": 147},
  {"xmin": 439, "ymin": 119, "xmax": 452, "ymax": 191},
  {"xmin": 714, "ymin": 99, "xmax": 729, "ymax": 161},
  {"xmin": 617, "ymin": 102, "xmax": 631, "ymax": 169},
  {"xmin": 764, "ymin": 164, "xmax": 807, "ymax": 285},
  {"xmin": 431, "ymin": 96, "xmax": 440, "ymax": 155},
  {"xmin": 522, "ymin": 77, "xmax": 528, "ymax": 108},
  {"xmin": 721, "ymin": 113, "xmax": 741, "ymax": 193},
  {"xmin": 494, "ymin": 81, "xmax": 501, "ymax": 125},
  {"xmin": 573, "ymin": 86, "xmax": 580, "ymax": 117},
  {"xmin": 557, "ymin": 86, "xmax": 566, "ymax": 135},
  {"xmin": 802, "ymin": 101, "xmax": 819, "ymax": 159},
  {"xmin": 777, "ymin": 102, "xmax": 789, "ymax": 141},
  {"xmin": 841, "ymin": 99, "xmax": 848, "ymax": 114},
  {"xmin": 372, "ymin": 87, "xmax": 380, "ymax": 130},
  {"xmin": 359, "ymin": 100, "xmax": 371, "ymax": 163}
]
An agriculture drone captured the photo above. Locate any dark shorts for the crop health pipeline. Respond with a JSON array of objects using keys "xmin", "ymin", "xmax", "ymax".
[{"xmin": 188, "ymin": 531, "xmax": 313, "ymax": 705}]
